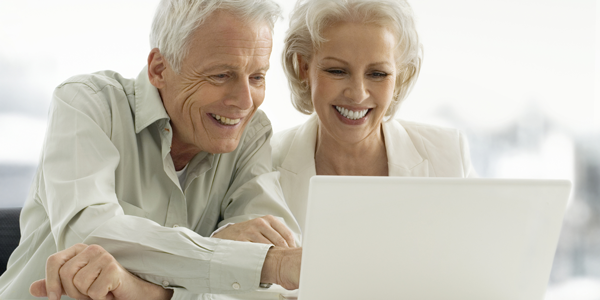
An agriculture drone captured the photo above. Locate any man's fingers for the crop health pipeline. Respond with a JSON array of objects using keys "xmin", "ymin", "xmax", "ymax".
[
  {"xmin": 249, "ymin": 217, "xmax": 288, "ymax": 247},
  {"xmin": 30, "ymin": 279, "xmax": 47, "ymax": 297},
  {"xmin": 87, "ymin": 262, "xmax": 122, "ymax": 300},
  {"xmin": 75, "ymin": 248, "xmax": 123, "ymax": 299},
  {"xmin": 265, "ymin": 216, "xmax": 297, "ymax": 248},
  {"xmin": 258, "ymin": 226, "xmax": 290, "ymax": 247},
  {"xmin": 60, "ymin": 251, "xmax": 94, "ymax": 299},
  {"xmin": 213, "ymin": 216, "xmax": 298, "ymax": 248},
  {"xmin": 237, "ymin": 228, "xmax": 273, "ymax": 245},
  {"xmin": 72, "ymin": 258, "xmax": 103, "ymax": 298},
  {"xmin": 45, "ymin": 243, "xmax": 87, "ymax": 300}
]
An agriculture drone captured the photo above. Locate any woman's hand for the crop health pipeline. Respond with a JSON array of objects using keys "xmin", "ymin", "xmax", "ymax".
[{"xmin": 29, "ymin": 243, "xmax": 173, "ymax": 300}]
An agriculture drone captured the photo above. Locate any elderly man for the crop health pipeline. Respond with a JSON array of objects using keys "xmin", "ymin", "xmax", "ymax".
[{"xmin": 0, "ymin": 0, "xmax": 302, "ymax": 299}]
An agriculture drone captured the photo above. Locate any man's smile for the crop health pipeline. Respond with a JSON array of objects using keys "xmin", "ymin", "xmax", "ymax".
[{"xmin": 210, "ymin": 113, "xmax": 242, "ymax": 125}]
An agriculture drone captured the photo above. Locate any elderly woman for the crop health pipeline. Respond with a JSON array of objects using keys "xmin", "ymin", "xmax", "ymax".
[{"xmin": 272, "ymin": 0, "xmax": 477, "ymax": 233}]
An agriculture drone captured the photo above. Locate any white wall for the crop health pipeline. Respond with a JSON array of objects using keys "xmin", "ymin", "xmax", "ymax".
[{"xmin": 0, "ymin": 1, "xmax": 597, "ymax": 297}]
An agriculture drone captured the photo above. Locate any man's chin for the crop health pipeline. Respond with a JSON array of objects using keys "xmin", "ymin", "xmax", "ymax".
[{"xmin": 203, "ymin": 119, "xmax": 252, "ymax": 154}]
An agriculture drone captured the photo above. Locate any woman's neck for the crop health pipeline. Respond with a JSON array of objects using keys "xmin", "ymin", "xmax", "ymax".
[{"xmin": 314, "ymin": 124, "xmax": 388, "ymax": 176}]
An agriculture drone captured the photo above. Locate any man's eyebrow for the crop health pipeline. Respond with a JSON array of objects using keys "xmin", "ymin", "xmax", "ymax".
[
  {"xmin": 202, "ymin": 64, "xmax": 239, "ymax": 73},
  {"xmin": 257, "ymin": 64, "xmax": 270, "ymax": 72},
  {"xmin": 201, "ymin": 63, "xmax": 270, "ymax": 73}
]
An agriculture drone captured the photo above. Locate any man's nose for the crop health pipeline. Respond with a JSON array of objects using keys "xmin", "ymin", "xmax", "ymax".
[
  {"xmin": 224, "ymin": 78, "xmax": 253, "ymax": 110},
  {"xmin": 343, "ymin": 76, "xmax": 369, "ymax": 103}
]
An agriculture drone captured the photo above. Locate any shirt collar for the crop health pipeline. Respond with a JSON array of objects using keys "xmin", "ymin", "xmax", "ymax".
[{"xmin": 133, "ymin": 66, "xmax": 170, "ymax": 133}]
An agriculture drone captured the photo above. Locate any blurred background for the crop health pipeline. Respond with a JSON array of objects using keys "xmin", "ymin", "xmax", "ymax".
[{"xmin": 0, "ymin": 0, "xmax": 598, "ymax": 298}]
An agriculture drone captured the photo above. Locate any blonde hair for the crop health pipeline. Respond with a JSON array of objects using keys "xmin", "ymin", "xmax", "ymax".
[
  {"xmin": 150, "ymin": 0, "xmax": 281, "ymax": 73},
  {"xmin": 282, "ymin": 0, "xmax": 422, "ymax": 118}
]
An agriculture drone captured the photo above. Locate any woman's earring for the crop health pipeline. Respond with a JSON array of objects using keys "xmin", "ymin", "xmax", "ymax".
[{"xmin": 302, "ymin": 80, "xmax": 309, "ymax": 90}]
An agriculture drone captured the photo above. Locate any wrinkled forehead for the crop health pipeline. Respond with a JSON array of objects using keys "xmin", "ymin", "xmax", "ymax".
[
  {"xmin": 207, "ymin": 11, "xmax": 270, "ymax": 44},
  {"xmin": 184, "ymin": 11, "xmax": 273, "ymax": 69}
]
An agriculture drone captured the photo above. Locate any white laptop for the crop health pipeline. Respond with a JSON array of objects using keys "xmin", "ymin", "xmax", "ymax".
[{"xmin": 296, "ymin": 176, "xmax": 571, "ymax": 300}]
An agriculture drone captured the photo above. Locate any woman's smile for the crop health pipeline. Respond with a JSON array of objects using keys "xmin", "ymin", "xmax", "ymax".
[{"xmin": 332, "ymin": 105, "xmax": 372, "ymax": 125}]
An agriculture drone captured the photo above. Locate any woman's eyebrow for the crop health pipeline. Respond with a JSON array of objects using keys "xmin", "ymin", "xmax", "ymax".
[
  {"xmin": 367, "ymin": 61, "xmax": 394, "ymax": 69},
  {"xmin": 322, "ymin": 57, "xmax": 393, "ymax": 69},
  {"xmin": 321, "ymin": 57, "xmax": 348, "ymax": 65}
]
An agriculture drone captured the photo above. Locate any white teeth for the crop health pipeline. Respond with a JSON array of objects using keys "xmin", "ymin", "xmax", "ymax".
[
  {"xmin": 211, "ymin": 114, "xmax": 241, "ymax": 125},
  {"xmin": 334, "ymin": 106, "xmax": 368, "ymax": 120}
]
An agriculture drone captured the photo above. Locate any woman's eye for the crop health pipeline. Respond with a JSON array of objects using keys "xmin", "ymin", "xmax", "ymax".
[
  {"xmin": 370, "ymin": 72, "xmax": 389, "ymax": 78},
  {"xmin": 326, "ymin": 69, "xmax": 346, "ymax": 76}
]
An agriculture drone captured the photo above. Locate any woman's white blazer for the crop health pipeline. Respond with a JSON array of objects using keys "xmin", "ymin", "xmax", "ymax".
[{"xmin": 271, "ymin": 114, "xmax": 478, "ymax": 234}]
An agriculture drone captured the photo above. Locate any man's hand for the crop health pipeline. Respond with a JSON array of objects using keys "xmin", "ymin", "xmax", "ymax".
[
  {"xmin": 29, "ymin": 243, "xmax": 173, "ymax": 300},
  {"xmin": 261, "ymin": 247, "xmax": 302, "ymax": 290},
  {"xmin": 213, "ymin": 215, "xmax": 297, "ymax": 248}
]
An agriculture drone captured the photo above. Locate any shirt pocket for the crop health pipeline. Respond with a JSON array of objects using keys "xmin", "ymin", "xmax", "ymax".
[{"xmin": 118, "ymin": 200, "xmax": 149, "ymax": 218}]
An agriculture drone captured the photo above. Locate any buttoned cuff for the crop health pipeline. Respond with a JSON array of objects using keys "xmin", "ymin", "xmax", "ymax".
[
  {"xmin": 170, "ymin": 287, "xmax": 217, "ymax": 300},
  {"xmin": 209, "ymin": 239, "xmax": 272, "ymax": 294}
]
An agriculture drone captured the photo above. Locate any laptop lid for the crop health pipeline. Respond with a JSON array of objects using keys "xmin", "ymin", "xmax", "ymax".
[{"xmin": 298, "ymin": 177, "xmax": 571, "ymax": 300}]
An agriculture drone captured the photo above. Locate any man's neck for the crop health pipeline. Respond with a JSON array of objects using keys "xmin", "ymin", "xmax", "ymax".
[{"xmin": 170, "ymin": 134, "xmax": 202, "ymax": 171}]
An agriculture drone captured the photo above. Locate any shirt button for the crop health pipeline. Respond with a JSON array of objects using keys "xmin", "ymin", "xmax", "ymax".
[
  {"xmin": 162, "ymin": 280, "xmax": 169, "ymax": 287},
  {"xmin": 232, "ymin": 282, "xmax": 241, "ymax": 290},
  {"xmin": 172, "ymin": 224, "xmax": 179, "ymax": 228}
]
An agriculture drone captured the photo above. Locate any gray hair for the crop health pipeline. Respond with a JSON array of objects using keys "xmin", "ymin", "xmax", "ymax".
[
  {"xmin": 282, "ymin": 0, "xmax": 422, "ymax": 118},
  {"xmin": 150, "ymin": 0, "xmax": 282, "ymax": 73}
]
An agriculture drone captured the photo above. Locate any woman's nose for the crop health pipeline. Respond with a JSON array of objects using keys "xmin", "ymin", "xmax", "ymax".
[{"xmin": 343, "ymin": 76, "xmax": 369, "ymax": 103}]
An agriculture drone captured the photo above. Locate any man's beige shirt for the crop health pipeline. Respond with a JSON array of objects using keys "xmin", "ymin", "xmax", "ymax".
[{"xmin": 0, "ymin": 68, "xmax": 299, "ymax": 299}]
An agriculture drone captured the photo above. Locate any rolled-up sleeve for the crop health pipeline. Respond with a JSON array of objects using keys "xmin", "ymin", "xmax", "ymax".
[{"xmin": 84, "ymin": 217, "xmax": 271, "ymax": 294}]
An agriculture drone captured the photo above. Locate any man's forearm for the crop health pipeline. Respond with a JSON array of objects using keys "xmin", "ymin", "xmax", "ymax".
[
  {"xmin": 84, "ymin": 217, "xmax": 269, "ymax": 294},
  {"xmin": 261, "ymin": 247, "xmax": 302, "ymax": 290}
]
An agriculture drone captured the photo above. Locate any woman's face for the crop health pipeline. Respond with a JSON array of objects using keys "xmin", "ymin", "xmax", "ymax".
[{"xmin": 303, "ymin": 22, "xmax": 397, "ymax": 144}]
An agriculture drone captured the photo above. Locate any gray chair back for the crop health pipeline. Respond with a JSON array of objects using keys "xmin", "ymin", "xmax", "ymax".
[{"xmin": 0, "ymin": 207, "xmax": 21, "ymax": 275}]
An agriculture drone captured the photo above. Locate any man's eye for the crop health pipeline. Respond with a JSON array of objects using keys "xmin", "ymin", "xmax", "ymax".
[
  {"xmin": 211, "ymin": 74, "xmax": 230, "ymax": 81},
  {"xmin": 251, "ymin": 75, "xmax": 265, "ymax": 81}
]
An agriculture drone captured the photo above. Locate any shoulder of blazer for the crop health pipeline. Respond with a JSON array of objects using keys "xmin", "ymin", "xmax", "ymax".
[
  {"xmin": 393, "ymin": 119, "xmax": 470, "ymax": 177},
  {"xmin": 395, "ymin": 119, "xmax": 463, "ymax": 149}
]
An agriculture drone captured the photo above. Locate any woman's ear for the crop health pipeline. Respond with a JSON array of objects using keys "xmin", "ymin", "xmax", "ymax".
[
  {"xmin": 297, "ymin": 54, "xmax": 310, "ymax": 82},
  {"xmin": 147, "ymin": 48, "xmax": 167, "ymax": 89}
]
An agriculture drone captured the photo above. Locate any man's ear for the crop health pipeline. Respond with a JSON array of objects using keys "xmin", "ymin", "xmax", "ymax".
[{"xmin": 148, "ymin": 48, "xmax": 167, "ymax": 89}]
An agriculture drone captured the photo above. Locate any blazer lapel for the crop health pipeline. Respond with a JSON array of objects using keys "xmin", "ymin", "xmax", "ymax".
[
  {"xmin": 280, "ymin": 115, "xmax": 318, "ymax": 175},
  {"xmin": 278, "ymin": 115, "xmax": 319, "ymax": 232},
  {"xmin": 383, "ymin": 119, "xmax": 429, "ymax": 177}
]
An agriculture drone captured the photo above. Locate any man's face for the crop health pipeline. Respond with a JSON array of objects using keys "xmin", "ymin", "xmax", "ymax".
[{"xmin": 156, "ymin": 11, "xmax": 272, "ymax": 154}]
